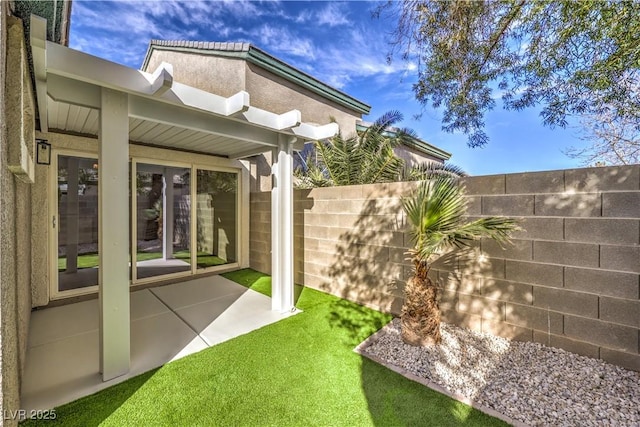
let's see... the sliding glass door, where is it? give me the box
[133,162,191,281]
[195,169,238,269]
[53,154,242,297]
[55,153,99,294]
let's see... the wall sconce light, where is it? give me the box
[36,139,51,165]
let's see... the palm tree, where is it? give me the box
[400,176,519,346]
[294,111,408,187]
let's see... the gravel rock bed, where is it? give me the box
[360,319,640,426]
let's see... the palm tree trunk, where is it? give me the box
[400,258,442,346]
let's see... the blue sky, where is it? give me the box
[69,0,590,176]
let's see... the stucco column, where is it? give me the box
[271,134,295,312]
[98,88,130,381]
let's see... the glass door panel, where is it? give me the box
[196,170,238,269]
[135,163,191,280]
[57,155,99,292]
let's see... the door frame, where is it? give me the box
[130,157,194,285]
[49,149,100,300]
[50,149,248,300]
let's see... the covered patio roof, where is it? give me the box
[30,14,323,382]
[30,16,338,159]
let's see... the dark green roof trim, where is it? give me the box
[141,41,371,115]
[356,124,452,161]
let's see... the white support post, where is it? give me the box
[271,134,295,312]
[163,168,174,260]
[98,88,130,381]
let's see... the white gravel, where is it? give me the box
[360,318,640,427]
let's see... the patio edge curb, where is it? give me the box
[354,323,531,427]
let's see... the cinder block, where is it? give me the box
[482,278,533,304]
[441,309,483,332]
[482,319,533,341]
[383,279,406,298]
[481,238,532,261]
[303,261,327,277]
[600,245,640,273]
[304,249,334,265]
[533,241,599,268]
[309,200,329,214]
[482,195,534,216]
[460,174,505,195]
[457,294,505,320]
[534,193,601,217]
[600,297,640,327]
[565,165,639,192]
[430,252,459,271]
[326,199,353,214]
[533,286,598,318]
[565,218,639,245]
[602,192,640,218]
[505,303,564,334]
[599,348,640,372]
[389,247,409,264]
[316,239,340,253]
[362,183,391,199]
[338,185,364,200]
[465,196,482,215]
[565,267,639,299]
[512,217,564,241]
[437,271,480,294]
[337,214,361,228]
[457,247,506,278]
[437,289,459,312]
[305,226,329,239]
[532,331,600,359]
[505,260,564,287]
[564,315,638,353]
[506,170,564,194]
[302,272,325,289]
[352,244,390,263]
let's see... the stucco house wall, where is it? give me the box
[143,49,359,136]
[1,8,35,425]
[394,144,444,170]
[144,49,247,98]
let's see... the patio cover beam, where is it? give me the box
[271,135,295,312]
[128,95,279,147]
[98,88,130,381]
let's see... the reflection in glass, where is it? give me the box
[135,164,191,280]
[58,155,99,291]
[196,170,237,268]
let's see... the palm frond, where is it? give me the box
[404,162,467,181]
[402,176,519,263]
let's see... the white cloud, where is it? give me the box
[249,24,316,60]
[316,2,351,27]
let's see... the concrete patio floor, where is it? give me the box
[21,275,297,412]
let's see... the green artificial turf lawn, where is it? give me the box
[22,269,507,427]
[58,251,227,271]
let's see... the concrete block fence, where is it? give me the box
[250,165,640,371]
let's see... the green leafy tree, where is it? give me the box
[378,0,640,147]
[401,176,519,345]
